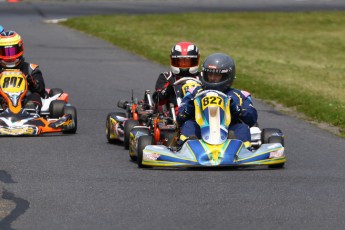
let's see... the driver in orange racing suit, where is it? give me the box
[0,31,46,114]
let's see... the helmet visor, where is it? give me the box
[203,71,229,83]
[171,56,199,68]
[0,44,23,59]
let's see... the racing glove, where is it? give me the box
[177,103,195,127]
[230,99,242,117]
[160,82,174,97]
[186,85,202,98]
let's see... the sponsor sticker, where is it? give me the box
[269,149,284,158]
[144,153,160,161]
[0,126,37,135]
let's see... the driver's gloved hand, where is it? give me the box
[187,85,202,97]
[230,99,242,117]
[183,104,195,117]
[176,104,195,127]
[160,82,174,97]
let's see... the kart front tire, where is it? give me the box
[261,128,283,145]
[137,135,153,168]
[62,105,77,134]
[129,127,150,161]
[49,100,66,118]
[106,112,126,144]
[124,119,139,150]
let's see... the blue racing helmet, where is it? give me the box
[0,25,4,33]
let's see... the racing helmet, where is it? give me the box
[0,25,4,33]
[170,42,200,76]
[201,53,236,92]
[0,31,24,68]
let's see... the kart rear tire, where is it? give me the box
[49,100,67,118]
[106,112,126,143]
[117,100,128,109]
[49,88,64,97]
[268,135,285,169]
[261,128,283,145]
[137,135,153,168]
[124,119,139,150]
[62,105,77,134]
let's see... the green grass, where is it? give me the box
[61,12,345,137]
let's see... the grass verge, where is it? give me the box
[61,11,345,137]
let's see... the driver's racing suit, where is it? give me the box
[152,71,200,114]
[177,87,258,148]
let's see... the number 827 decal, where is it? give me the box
[201,96,224,109]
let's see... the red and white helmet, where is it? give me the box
[170,42,200,75]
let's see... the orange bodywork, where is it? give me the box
[37,118,63,134]
[132,104,138,120]
[153,117,160,145]
[58,93,69,103]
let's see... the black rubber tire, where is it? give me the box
[137,135,153,168]
[106,112,126,143]
[49,100,66,118]
[268,135,285,169]
[62,105,77,134]
[261,128,283,144]
[49,88,64,97]
[124,119,139,150]
[128,127,150,161]
[268,136,285,147]
[117,100,128,109]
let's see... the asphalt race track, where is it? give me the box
[1,1,345,229]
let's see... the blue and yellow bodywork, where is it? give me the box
[140,90,285,168]
[142,139,285,167]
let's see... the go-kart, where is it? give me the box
[127,77,202,161]
[135,89,286,168]
[128,103,179,161]
[106,90,155,149]
[0,69,77,136]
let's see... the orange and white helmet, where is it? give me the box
[170,42,200,76]
[0,31,24,68]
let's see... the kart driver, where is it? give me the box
[0,30,46,115]
[152,41,201,114]
[176,53,258,150]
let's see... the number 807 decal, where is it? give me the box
[0,71,26,92]
[201,96,224,109]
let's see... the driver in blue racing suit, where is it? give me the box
[176,53,258,149]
